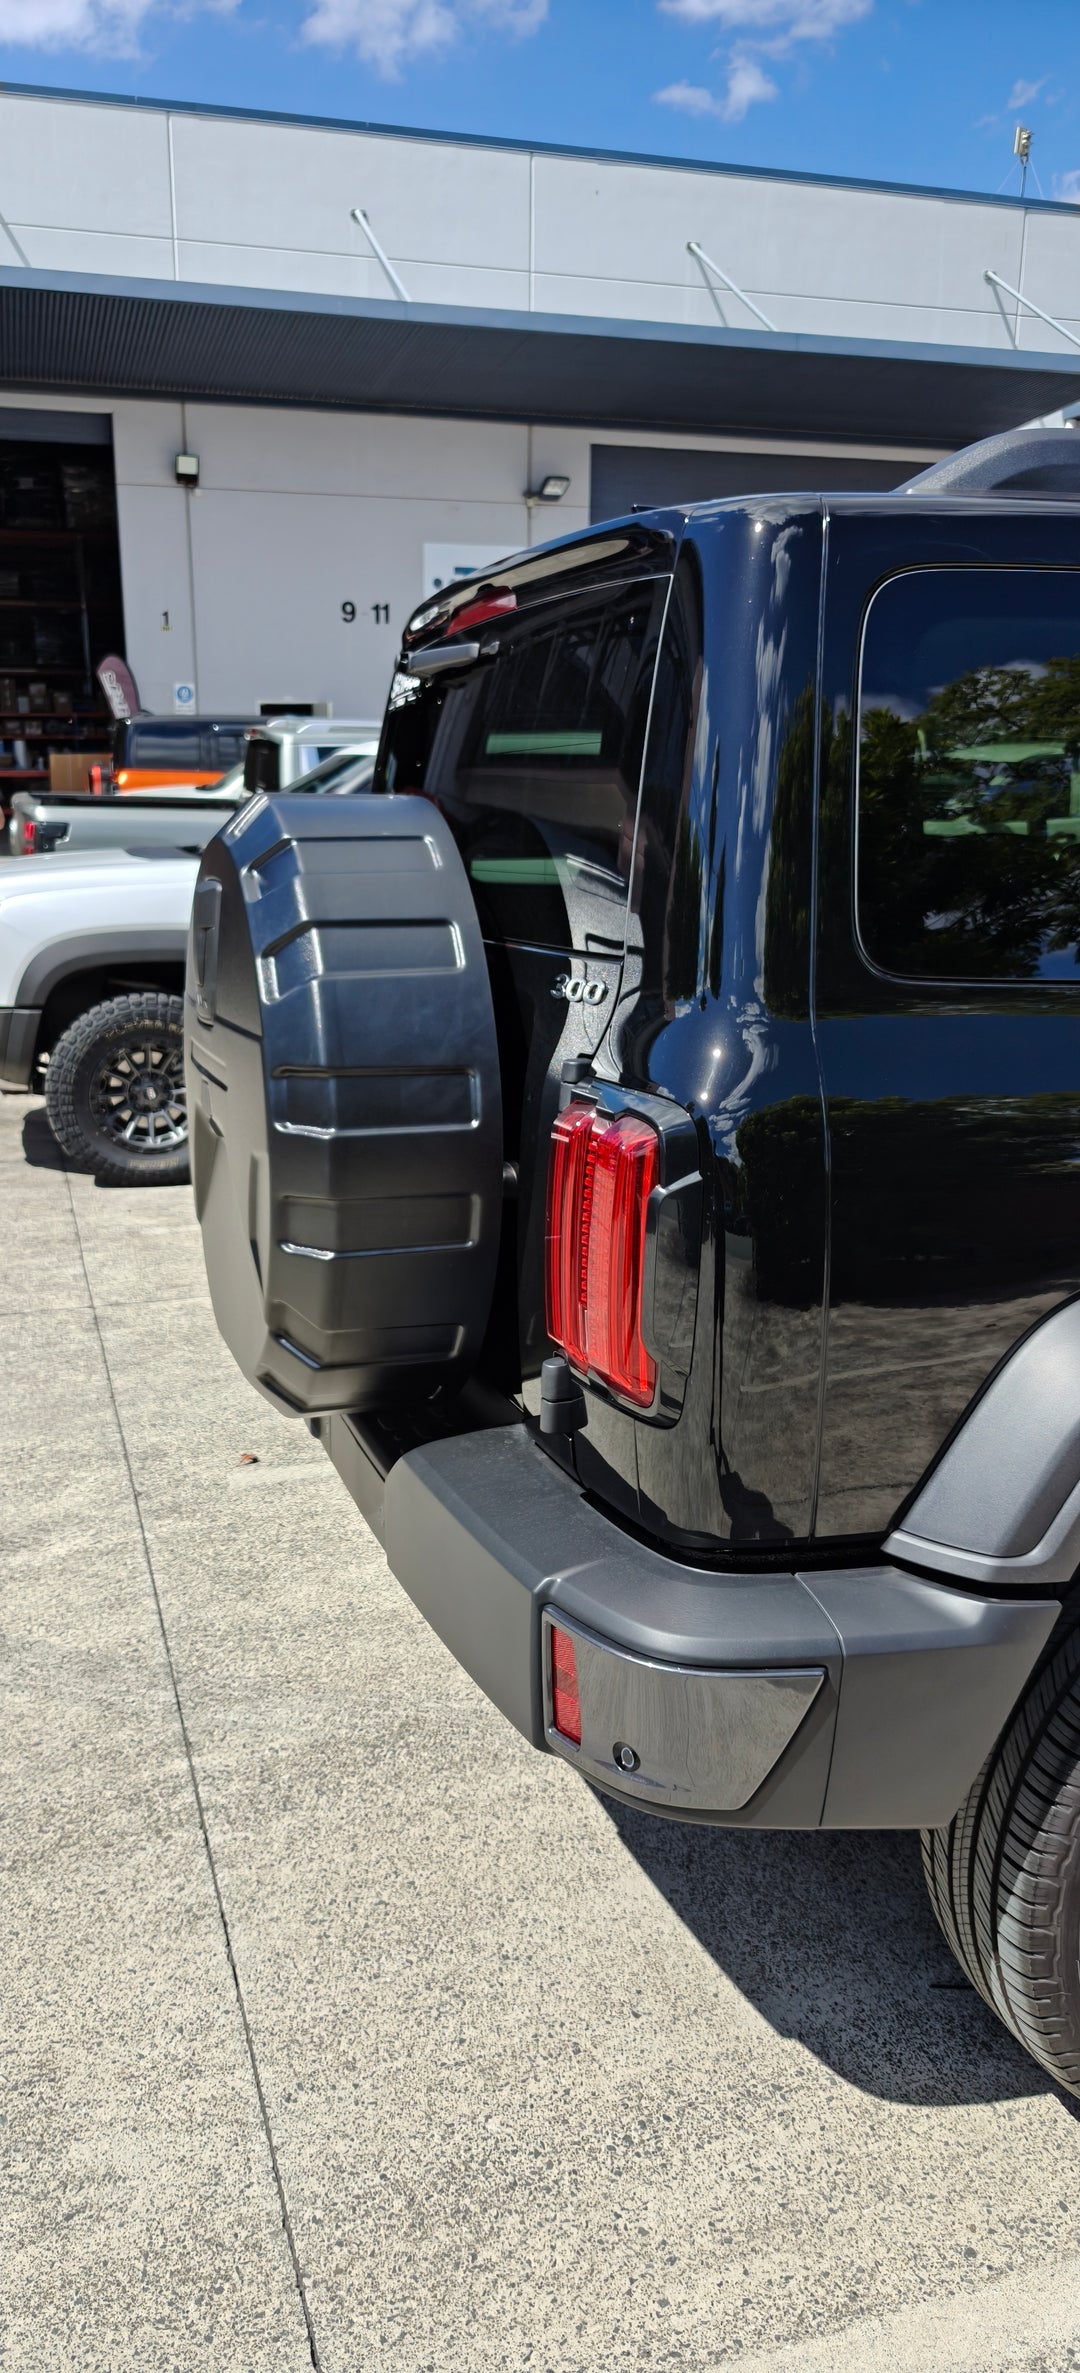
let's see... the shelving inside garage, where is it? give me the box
[0,410,125,810]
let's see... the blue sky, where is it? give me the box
[1,0,1078,202]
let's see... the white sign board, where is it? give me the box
[173,681,196,712]
[422,544,514,599]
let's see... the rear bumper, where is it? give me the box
[324,1417,1057,1830]
[0,1006,40,1090]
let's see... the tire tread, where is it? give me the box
[45,992,188,1186]
[922,1603,1080,2094]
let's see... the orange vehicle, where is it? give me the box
[111,715,257,791]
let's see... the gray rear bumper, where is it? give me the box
[324,1417,1056,1831]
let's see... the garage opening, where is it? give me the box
[0,408,125,817]
[590,442,917,522]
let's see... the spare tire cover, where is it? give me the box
[185,792,503,1417]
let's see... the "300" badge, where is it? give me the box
[552,974,608,1006]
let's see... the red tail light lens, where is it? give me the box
[545,1102,659,1408]
[545,1102,594,1372]
[450,589,516,636]
[21,819,36,853]
[550,1623,582,1745]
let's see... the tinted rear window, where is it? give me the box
[204,727,249,768]
[377,578,668,945]
[858,568,1080,982]
[128,723,202,767]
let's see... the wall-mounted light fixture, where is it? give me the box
[175,452,200,489]
[525,474,571,508]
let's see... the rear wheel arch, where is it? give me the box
[37,958,186,1062]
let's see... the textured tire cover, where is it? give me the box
[185,792,503,1417]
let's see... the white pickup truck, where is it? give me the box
[0,848,199,1183]
[0,735,383,1183]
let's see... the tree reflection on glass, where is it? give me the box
[858,635,1080,982]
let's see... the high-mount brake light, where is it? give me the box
[449,590,516,636]
[545,1102,659,1408]
[550,1623,582,1745]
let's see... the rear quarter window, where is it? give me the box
[857,568,1080,982]
[378,577,668,946]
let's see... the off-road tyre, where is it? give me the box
[922,1599,1080,2096]
[45,992,189,1186]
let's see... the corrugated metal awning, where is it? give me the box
[2,267,1079,447]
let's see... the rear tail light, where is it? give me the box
[21,818,35,853]
[550,1623,582,1745]
[545,1102,659,1408]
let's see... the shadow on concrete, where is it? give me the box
[606,1803,1064,2108]
[21,1106,78,1173]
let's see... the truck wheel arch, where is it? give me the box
[17,928,189,1016]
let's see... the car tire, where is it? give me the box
[45,991,190,1185]
[922,1599,1080,2097]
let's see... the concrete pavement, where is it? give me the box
[4,1089,1080,2372]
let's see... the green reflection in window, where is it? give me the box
[858,576,1080,981]
[484,730,603,757]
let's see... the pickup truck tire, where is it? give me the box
[45,992,189,1185]
[921,1601,1080,2098]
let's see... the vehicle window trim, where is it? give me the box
[853,561,1080,992]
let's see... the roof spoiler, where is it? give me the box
[900,423,1080,498]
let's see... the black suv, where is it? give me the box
[188,425,1080,2097]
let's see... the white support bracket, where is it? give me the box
[687,240,777,334]
[984,269,1080,354]
[351,208,411,304]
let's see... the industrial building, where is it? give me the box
[1,78,1079,778]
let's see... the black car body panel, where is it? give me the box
[816,503,1080,1544]
[190,459,1080,1837]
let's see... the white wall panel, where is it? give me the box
[5,226,174,280]
[114,484,197,715]
[0,93,171,238]
[169,117,530,275]
[182,405,528,503]
[181,244,531,310]
[187,485,533,714]
[111,400,187,488]
[1013,216,1080,347]
[177,242,383,301]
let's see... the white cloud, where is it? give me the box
[655,78,723,114]
[659,0,871,34]
[720,50,779,116]
[656,51,778,121]
[1006,75,1047,111]
[655,0,869,127]
[1054,168,1080,203]
[299,0,546,75]
[0,0,233,50]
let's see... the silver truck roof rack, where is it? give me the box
[901,424,1080,498]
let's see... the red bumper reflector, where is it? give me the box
[550,1623,582,1745]
[545,1102,659,1407]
